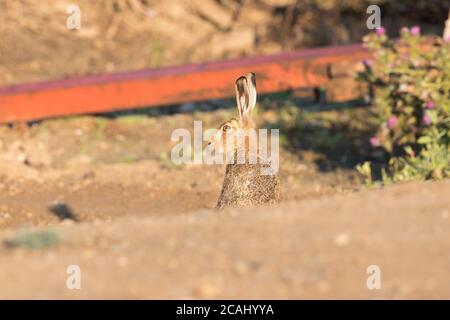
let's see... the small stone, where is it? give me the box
[16,153,28,163]
[117,255,129,267]
[193,284,219,298]
[234,261,249,275]
[334,232,350,247]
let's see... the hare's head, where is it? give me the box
[208,72,257,155]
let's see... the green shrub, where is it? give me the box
[357,26,450,183]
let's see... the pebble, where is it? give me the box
[193,284,219,298]
[234,261,249,275]
[334,232,351,247]
[117,255,129,267]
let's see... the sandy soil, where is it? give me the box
[0,177,448,299]
[0,108,363,229]
[1,0,449,300]
[0,109,448,299]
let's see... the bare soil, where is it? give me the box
[0,109,448,299]
[0,176,449,299]
[1,1,449,299]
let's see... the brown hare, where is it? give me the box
[208,72,281,209]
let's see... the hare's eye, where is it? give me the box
[222,124,230,132]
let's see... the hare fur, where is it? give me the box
[217,161,281,209]
[208,72,281,209]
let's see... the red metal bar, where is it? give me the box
[0,43,369,123]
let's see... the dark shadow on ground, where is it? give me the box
[259,94,380,172]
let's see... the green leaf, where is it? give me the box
[417,136,431,144]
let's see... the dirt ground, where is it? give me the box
[1,0,449,300]
[0,171,449,299]
[0,106,364,229]
[0,108,448,299]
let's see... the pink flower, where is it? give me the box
[422,114,432,126]
[411,26,421,36]
[444,35,450,43]
[363,59,373,68]
[387,116,398,129]
[400,27,409,34]
[425,100,435,109]
[370,137,380,147]
[375,27,385,36]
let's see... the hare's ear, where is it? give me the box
[235,76,247,121]
[235,72,257,123]
[245,72,257,118]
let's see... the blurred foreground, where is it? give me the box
[0,178,449,299]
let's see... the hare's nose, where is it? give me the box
[207,141,212,145]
